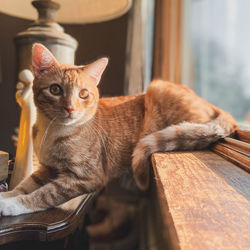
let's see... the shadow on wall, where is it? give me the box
[0,12,128,155]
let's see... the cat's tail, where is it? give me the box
[132,111,238,190]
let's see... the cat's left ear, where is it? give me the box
[84,58,109,85]
[32,43,58,77]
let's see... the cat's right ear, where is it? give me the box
[32,43,57,78]
[84,57,109,85]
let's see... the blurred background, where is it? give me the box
[186,0,250,126]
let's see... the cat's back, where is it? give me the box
[145,79,217,125]
[99,94,144,108]
[146,79,201,103]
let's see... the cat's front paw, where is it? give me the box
[0,197,32,216]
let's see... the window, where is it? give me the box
[183,0,250,126]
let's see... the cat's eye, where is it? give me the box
[79,89,89,99]
[50,84,63,96]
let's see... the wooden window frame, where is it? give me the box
[212,129,250,173]
[153,0,182,83]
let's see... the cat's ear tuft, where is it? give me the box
[84,57,109,85]
[32,43,57,77]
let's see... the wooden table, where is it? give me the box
[0,193,95,249]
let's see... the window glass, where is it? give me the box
[189,0,250,126]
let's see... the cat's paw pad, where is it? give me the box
[0,198,32,216]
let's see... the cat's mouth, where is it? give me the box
[66,113,75,119]
[63,114,77,121]
[60,116,78,125]
[55,112,77,124]
[62,110,78,120]
[59,111,85,125]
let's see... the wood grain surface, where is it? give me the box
[152,151,250,250]
[212,143,250,173]
[236,129,250,143]
[223,137,250,157]
[0,193,95,245]
[212,136,250,173]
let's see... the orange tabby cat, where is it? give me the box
[0,43,237,216]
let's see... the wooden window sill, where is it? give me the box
[151,149,250,250]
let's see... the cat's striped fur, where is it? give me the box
[0,44,237,216]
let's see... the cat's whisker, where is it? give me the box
[91,123,108,156]
[92,122,119,167]
[39,116,57,154]
[88,120,118,168]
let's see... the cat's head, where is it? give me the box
[32,43,108,125]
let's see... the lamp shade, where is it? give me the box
[0,0,132,24]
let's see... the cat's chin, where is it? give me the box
[60,118,79,126]
[59,113,82,125]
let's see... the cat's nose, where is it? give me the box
[68,109,75,114]
[64,107,75,114]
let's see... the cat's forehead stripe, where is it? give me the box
[63,68,89,87]
[64,70,80,86]
[64,66,85,71]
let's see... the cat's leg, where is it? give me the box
[0,174,94,216]
[0,166,51,199]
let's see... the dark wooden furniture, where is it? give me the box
[148,129,250,250]
[0,193,95,249]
